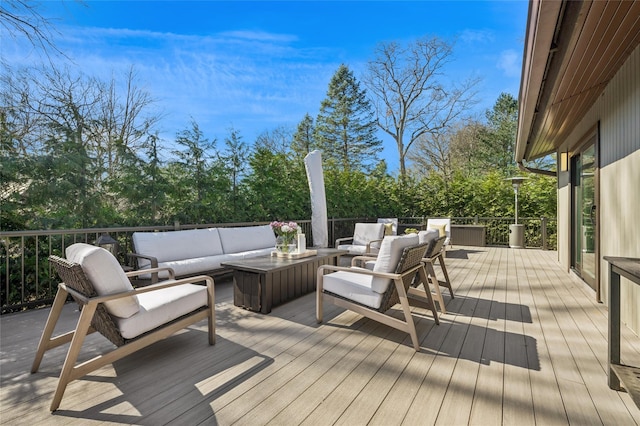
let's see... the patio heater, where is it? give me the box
[506,177,527,249]
[96,233,119,258]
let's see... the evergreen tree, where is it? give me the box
[169,120,221,223]
[477,92,519,173]
[219,127,250,218]
[291,113,316,158]
[314,64,382,172]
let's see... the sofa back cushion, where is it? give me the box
[133,228,223,265]
[218,225,276,254]
[371,234,419,293]
[66,243,140,318]
[353,223,385,246]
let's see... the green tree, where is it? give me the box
[219,127,250,218]
[476,92,518,173]
[315,64,382,172]
[291,113,316,158]
[169,120,222,223]
[106,133,171,225]
[243,147,309,221]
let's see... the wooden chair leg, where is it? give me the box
[409,266,440,324]
[206,278,216,345]
[32,286,69,373]
[395,279,420,351]
[425,262,446,314]
[316,271,324,323]
[437,253,454,298]
[50,302,97,412]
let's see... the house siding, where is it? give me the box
[557,44,640,335]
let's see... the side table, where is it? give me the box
[604,256,640,409]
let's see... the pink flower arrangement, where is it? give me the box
[270,221,300,240]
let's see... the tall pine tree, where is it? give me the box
[314,64,382,172]
[291,113,316,158]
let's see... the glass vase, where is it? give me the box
[275,236,297,254]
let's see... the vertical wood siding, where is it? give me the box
[559,44,640,335]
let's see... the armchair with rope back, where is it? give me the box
[317,234,439,351]
[31,243,216,412]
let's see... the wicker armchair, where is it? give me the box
[32,244,215,412]
[317,235,439,351]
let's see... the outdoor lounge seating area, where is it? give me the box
[3,246,639,424]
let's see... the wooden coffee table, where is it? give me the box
[222,248,346,313]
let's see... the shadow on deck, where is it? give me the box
[1,246,639,425]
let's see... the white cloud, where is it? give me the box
[497,49,521,78]
[459,29,495,44]
[218,30,298,43]
[3,23,338,143]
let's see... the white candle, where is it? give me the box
[297,233,306,253]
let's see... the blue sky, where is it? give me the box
[7,0,528,172]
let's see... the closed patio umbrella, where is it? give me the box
[304,150,328,248]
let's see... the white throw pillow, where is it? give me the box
[66,243,140,318]
[371,234,419,293]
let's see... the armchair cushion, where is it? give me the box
[335,244,373,256]
[377,218,398,236]
[371,234,419,293]
[418,229,439,244]
[352,223,385,246]
[427,218,451,246]
[428,223,447,238]
[114,283,208,339]
[322,270,383,309]
[65,243,140,319]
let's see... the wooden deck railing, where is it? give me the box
[0,216,555,313]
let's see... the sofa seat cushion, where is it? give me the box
[218,225,275,254]
[323,270,383,309]
[66,243,140,319]
[155,254,235,279]
[114,283,207,339]
[133,228,223,269]
[223,247,274,261]
[337,244,380,256]
[155,248,273,278]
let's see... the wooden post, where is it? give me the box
[541,217,548,250]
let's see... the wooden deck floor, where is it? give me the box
[1,247,639,425]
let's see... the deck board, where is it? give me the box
[1,246,639,425]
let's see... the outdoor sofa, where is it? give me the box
[130,224,276,282]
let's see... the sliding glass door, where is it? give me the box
[572,142,597,291]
